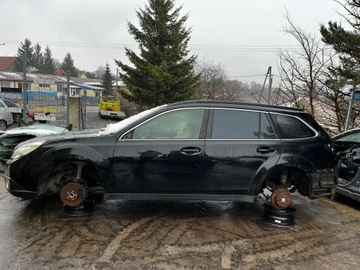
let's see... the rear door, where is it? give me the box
[203,108,282,195]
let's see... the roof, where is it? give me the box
[0,71,68,83]
[169,100,305,113]
[72,83,104,91]
[0,56,16,71]
[0,71,103,85]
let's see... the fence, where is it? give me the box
[0,91,100,127]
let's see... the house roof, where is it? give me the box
[0,71,105,91]
[0,56,16,71]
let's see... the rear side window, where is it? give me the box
[271,114,316,139]
[211,109,275,139]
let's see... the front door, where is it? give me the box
[111,108,207,194]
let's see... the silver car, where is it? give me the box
[0,98,18,131]
[0,111,14,131]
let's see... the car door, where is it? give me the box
[111,108,208,194]
[203,108,282,195]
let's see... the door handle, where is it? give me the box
[257,146,276,154]
[180,147,202,156]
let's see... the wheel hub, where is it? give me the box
[60,182,87,206]
[270,187,292,209]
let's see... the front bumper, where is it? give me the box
[4,174,36,199]
[99,110,126,119]
[4,156,39,199]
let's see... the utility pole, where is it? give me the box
[345,85,356,131]
[267,67,273,105]
[66,71,70,128]
[22,51,27,122]
[259,66,273,104]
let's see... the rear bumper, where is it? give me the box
[307,169,338,199]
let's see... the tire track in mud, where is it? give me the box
[98,216,155,262]
[1,195,360,269]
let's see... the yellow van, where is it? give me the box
[98,96,126,120]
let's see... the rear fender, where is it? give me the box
[251,153,315,195]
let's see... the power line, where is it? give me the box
[1,39,302,53]
[228,74,267,79]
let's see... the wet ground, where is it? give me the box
[0,178,359,270]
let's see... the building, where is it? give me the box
[0,71,105,103]
[0,56,16,71]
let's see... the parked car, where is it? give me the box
[0,110,14,131]
[98,95,126,120]
[0,124,68,171]
[4,100,338,222]
[333,128,360,201]
[0,98,22,122]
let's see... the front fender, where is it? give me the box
[36,143,111,180]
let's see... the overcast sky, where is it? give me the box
[0,0,344,83]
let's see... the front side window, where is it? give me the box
[132,108,205,139]
[271,114,316,139]
[336,132,360,143]
[211,109,275,139]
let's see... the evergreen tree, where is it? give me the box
[42,46,56,74]
[12,38,35,72]
[61,52,77,77]
[320,1,360,72]
[320,0,360,130]
[116,0,200,108]
[101,63,114,95]
[33,43,43,73]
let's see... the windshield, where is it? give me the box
[2,99,19,107]
[101,97,118,103]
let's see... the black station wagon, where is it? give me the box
[4,100,338,220]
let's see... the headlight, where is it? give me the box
[12,140,46,160]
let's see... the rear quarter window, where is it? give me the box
[271,114,316,139]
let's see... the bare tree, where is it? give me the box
[95,65,106,79]
[195,60,246,101]
[277,10,334,118]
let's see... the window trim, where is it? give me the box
[207,107,279,140]
[269,112,319,140]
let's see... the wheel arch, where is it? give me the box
[36,144,111,196]
[252,154,315,197]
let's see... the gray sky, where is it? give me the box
[0,0,343,83]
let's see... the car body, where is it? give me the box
[4,100,338,213]
[333,128,360,201]
[0,111,14,131]
[0,98,22,122]
[0,98,18,131]
[0,124,68,171]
